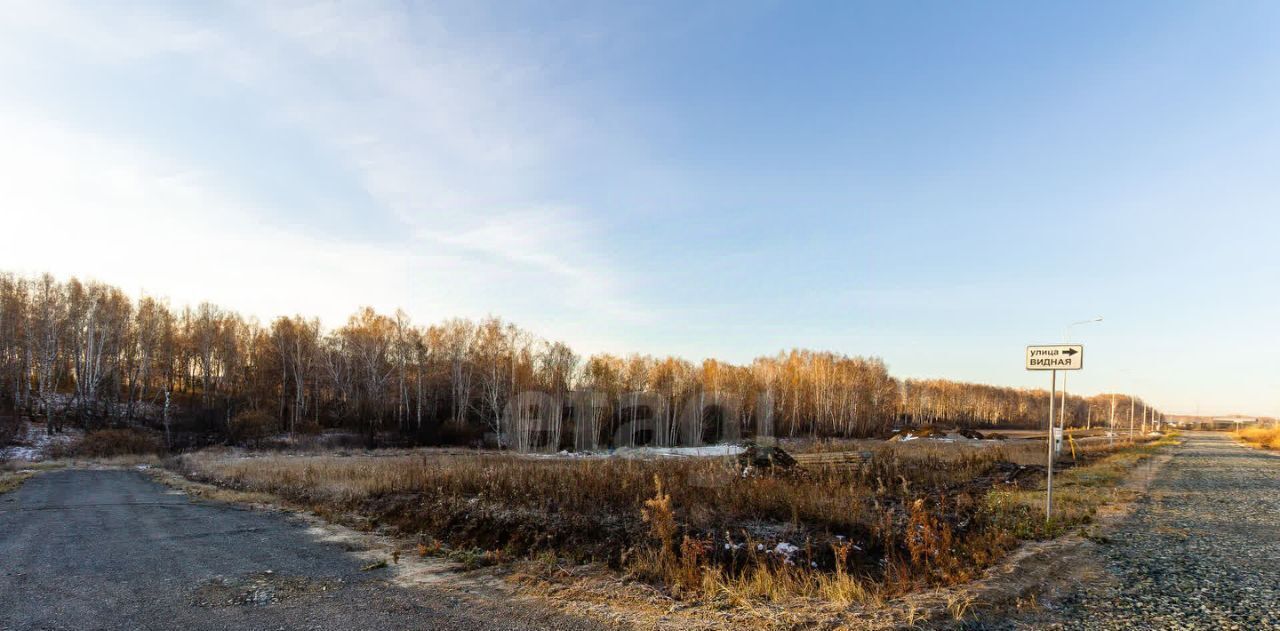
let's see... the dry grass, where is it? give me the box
[1236,427,1280,450]
[175,449,888,563]
[982,433,1179,539]
[0,459,67,471]
[169,434,1168,608]
[1,455,152,495]
[0,459,61,493]
[147,466,280,506]
[85,454,164,467]
[0,469,32,494]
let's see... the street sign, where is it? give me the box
[1027,343,1086,523]
[1025,344,1083,371]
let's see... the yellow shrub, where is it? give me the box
[1237,427,1280,450]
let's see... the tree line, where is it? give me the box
[0,272,1162,448]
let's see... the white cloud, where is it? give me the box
[0,1,641,339]
[0,113,415,326]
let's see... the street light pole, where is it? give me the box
[1060,317,1102,443]
[1109,392,1116,446]
[1130,396,1135,443]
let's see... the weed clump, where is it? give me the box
[228,411,279,447]
[75,428,162,458]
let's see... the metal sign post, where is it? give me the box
[1046,369,1056,520]
[1027,345,1084,522]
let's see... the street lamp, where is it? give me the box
[1116,367,1136,443]
[1060,317,1102,438]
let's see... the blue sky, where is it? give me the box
[1,1,1277,416]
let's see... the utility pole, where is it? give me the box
[1129,396,1135,443]
[1109,393,1116,446]
[1061,317,1102,438]
[1060,367,1072,436]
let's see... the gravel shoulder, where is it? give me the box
[0,468,610,631]
[992,432,1280,630]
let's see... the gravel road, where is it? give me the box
[995,431,1280,630]
[0,469,609,631]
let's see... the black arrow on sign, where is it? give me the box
[1062,348,1079,356]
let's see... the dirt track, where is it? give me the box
[0,469,608,631]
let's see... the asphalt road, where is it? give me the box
[0,469,609,631]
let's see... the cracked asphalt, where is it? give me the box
[0,469,609,631]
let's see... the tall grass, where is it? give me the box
[172,436,1160,603]
[1236,427,1280,450]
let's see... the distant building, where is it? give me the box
[1165,415,1261,430]
[1212,416,1258,431]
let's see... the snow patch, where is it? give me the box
[1,446,40,461]
[525,444,746,459]
[615,445,746,458]
[773,542,799,557]
[0,422,81,461]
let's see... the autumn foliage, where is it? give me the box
[0,271,1162,447]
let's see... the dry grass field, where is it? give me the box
[169,433,1175,609]
[1236,427,1280,450]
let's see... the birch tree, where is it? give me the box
[27,274,65,433]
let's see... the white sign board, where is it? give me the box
[1025,345,1083,371]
